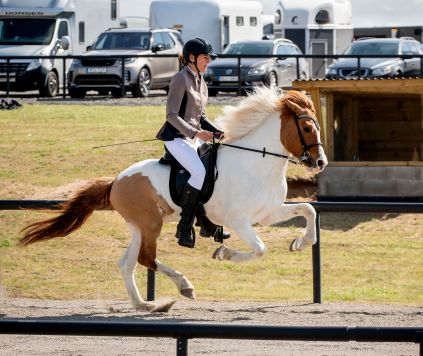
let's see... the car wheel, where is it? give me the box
[69,87,86,99]
[208,88,218,96]
[111,88,125,98]
[132,67,151,98]
[267,71,278,88]
[39,71,59,97]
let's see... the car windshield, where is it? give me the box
[222,43,273,55]
[0,19,55,45]
[92,32,151,50]
[345,42,399,55]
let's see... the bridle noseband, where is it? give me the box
[294,114,323,163]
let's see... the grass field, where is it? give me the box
[0,104,422,304]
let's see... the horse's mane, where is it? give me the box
[215,86,282,141]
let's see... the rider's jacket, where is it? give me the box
[156,66,218,141]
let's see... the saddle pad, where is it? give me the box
[160,143,219,206]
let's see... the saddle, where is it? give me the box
[158,142,219,206]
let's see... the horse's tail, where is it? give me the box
[19,177,114,246]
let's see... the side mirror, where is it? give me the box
[152,43,164,52]
[86,45,92,51]
[60,36,70,50]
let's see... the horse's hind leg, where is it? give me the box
[155,259,196,299]
[119,222,155,311]
[136,221,196,300]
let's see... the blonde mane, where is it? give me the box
[215,86,283,141]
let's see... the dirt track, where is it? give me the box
[0,298,421,355]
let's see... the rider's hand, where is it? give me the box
[195,130,214,141]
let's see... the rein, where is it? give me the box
[218,142,299,164]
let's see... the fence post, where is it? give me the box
[6,58,10,97]
[237,57,241,96]
[121,57,125,97]
[312,212,322,303]
[62,58,66,99]
[176,336,188,356]
[147,269,156,301]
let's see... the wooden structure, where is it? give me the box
[292,78,423,199]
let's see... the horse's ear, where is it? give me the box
[283,97,305,116]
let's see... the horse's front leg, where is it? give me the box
[259,203,317,252]
[212,221,266,263]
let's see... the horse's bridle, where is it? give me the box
[209,113,323,166]
[294,114,323,164]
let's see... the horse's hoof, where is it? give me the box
[181,288,196,299]
[150,298,176,313]
[134,302,156,311]
[289,239,297,252]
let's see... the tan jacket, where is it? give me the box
[156,66,208,140]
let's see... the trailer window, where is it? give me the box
[236,17,244,26]
[111,0,117,20]
[79,22,85,44]
[250,17,257,26]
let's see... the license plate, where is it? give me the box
[219,75,238,82]
[87,68,107,73]
[0,77,16,82]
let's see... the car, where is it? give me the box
[67,27,183,98]
[204,39,308,96]
[325,37,422,79]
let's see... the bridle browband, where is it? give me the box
[217,113,322,165]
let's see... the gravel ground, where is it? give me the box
[6,90,245,107]
[0,298,422,356]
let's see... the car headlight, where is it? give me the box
[71,58,81,67]
[124,57,136,64]
[371,66,392,76]
[27,59,42,71]
[325,67,337,75]
[205,67,214,75]
[247,66,266,75]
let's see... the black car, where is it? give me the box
[326,37,422,79]
[204,39,308,96]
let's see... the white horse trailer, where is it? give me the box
[273,0,353,78]
[0,0,151,96]
[150,0,263,53]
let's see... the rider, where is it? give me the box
[156,38,230,248]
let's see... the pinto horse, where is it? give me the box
[20,88,328,311]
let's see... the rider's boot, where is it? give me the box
[196,204,231,242]
[176,184,201,248]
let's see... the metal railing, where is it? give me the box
[0,320,421,356]
[2,200,423,304]
[1,53,422,98]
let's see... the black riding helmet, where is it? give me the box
[182,38,217,64]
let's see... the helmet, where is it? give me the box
[182,38,217,63]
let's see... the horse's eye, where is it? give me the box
[303,126,311,133]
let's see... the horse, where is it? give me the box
[20,87,328,311]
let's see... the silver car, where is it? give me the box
[67,28,183,98]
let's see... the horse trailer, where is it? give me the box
[273,0,353,78]
[0,0,149,96]
[149,0,263,53]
